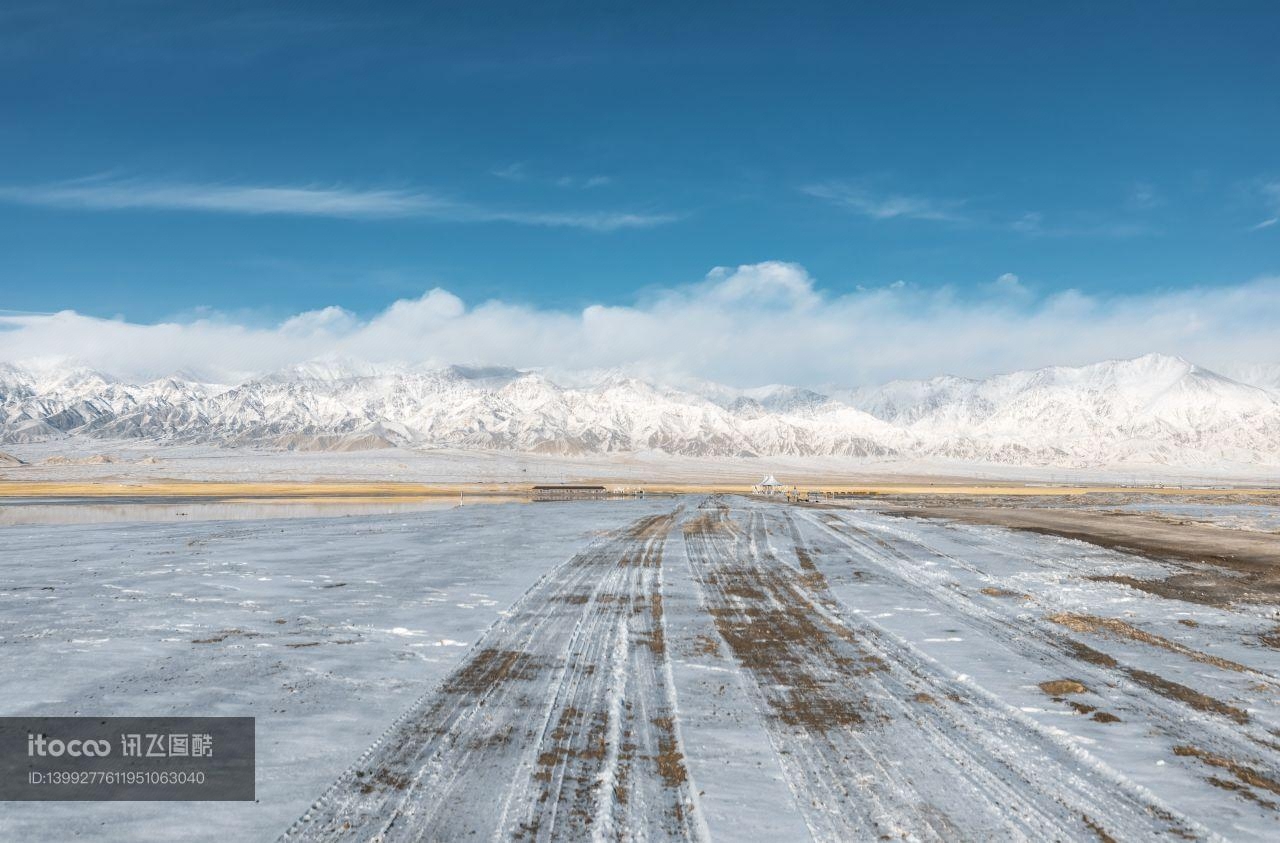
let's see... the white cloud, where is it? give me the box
[802,182,967,222]
[697,262,821,309]
[987,272,1030,299]
[0,176,675,231]
[2,262,1278,388]
[1254,218,1279,231]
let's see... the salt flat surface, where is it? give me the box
[0,499,669,841]
[3,495,1277,841]
[1085,501,1280,533]
[787,505,1279,839]
[3,439,1277,486]
[0,497,467,527]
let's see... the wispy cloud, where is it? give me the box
[1125,182,1162,211]
[1253,182,1280,231]
[556,175,612,189]
[490,162,527,182]
[801,181,968,222]
[492,163,612,190]
[804,180,1156,238]
[464,207,679,231]
[0,178,446,218]
[0,176,675,231]
[1010,211,1156,239]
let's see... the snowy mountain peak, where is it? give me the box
[260,358,398,383]
[1,355,1278,467]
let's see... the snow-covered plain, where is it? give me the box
[0,499,670,841]
[3,497,1278,841]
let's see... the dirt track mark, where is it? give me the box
[817,511,1270,725]
[807,507,1280,822]
[682,501,1198,841]
[881,504,1280,606]
[1048,612,1255,674]
[883,505,1280,574]
[281,508,704,842]
[1174,745,1280,807]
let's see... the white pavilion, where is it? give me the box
[754,475,782,495]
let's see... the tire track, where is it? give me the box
[808,510,1280,749]
[281,509,704,842]
[682,500,1202,841]
[805,508,1280,820]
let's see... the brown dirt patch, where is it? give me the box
[1174,745,1280,797]
[1056,634,1250,724]
[358,767,410,794]
[651,716,689,788]
[686,511,868,732]
[1206,777,1279,809]
[980,587,1026,598]
[1063,640,1120,668]
[191,628,260,644]
[690,634,721,657]
[646,593,666,656]
[793,544,831,591]
[1048,612,1252,673]
[443,648,542,694]
[1083,814,1118,843]
[704,597,866,730]
[1040,679,1089,696]
[1090,572,1268,609]
[1129,671,1248,724]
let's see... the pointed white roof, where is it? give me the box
[760,474,780,486]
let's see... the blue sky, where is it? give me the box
[1,1,1277,328]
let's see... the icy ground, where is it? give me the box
[1082,501,1280,533]
[3,497,1279,841]
[0,499,670,841]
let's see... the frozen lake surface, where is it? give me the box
[2,497,1277,841]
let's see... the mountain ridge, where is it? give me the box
[1,354,1277,468]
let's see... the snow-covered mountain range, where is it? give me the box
[2,354,1278,467]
